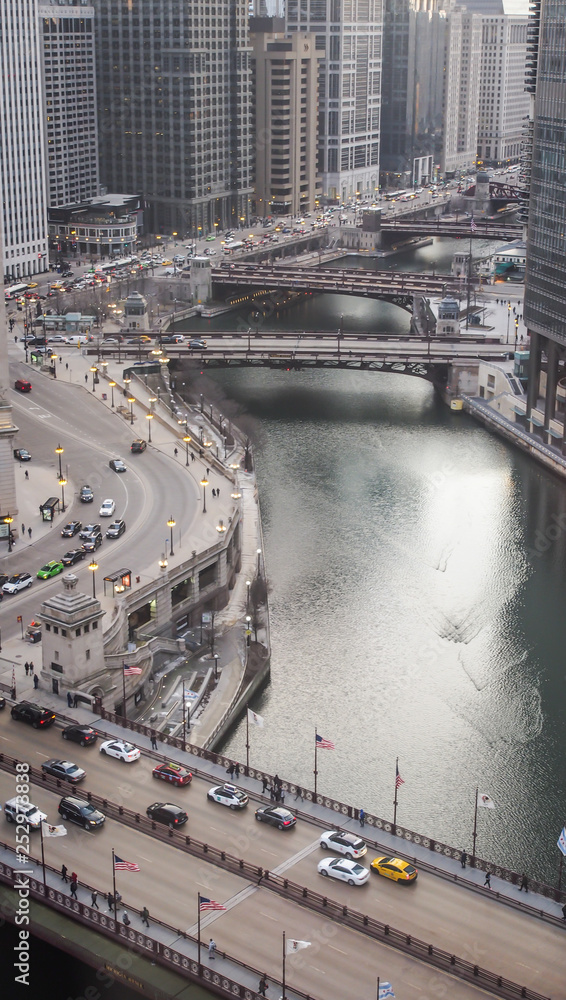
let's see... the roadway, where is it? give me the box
[0,714,564,999]
[0,363,200,642]
[212,263,470,298]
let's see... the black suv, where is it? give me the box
[146,802,188,828]
[79,485,94,503]
[130,439,147,453]
[58,796,105,830]
[82,531,102,552]
[61,520,82,538]
[11,702,56,729]
[79,523,101,540]
[106,519,126,539]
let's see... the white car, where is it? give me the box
[99,499,116,517]
[99,739,141,763]
[2,573,33,594]
[207,784,248,810]
[317,857,370,886]
[320,830,367,859]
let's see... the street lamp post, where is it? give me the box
[128,396,135,425]
[89,560,98,598]
[506,302,511,343]
[59,477,67,513]
[4,514,13,553]
[146,412,153,442]
[257,548,262,577]
[246,580,251,612]
[90,365,98,391]
[109,380,116,407]
[183,434,191,465]
[55,443,64,480]
[200,476,208,513]
[213,653,219,680]
[167,516,176,557]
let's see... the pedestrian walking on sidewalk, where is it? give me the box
[519,873,529,892]
[91,890,99,909]
[70,879,78,899]
[234,763,240,777]
[216,487,220,497]
[258,976,269,996]
[151,734,158,751]
[84,373,88,383]
[29,662,34,674]
[270,785,275,801]
[460,850,467,869]
[21,523,25,536]
[212,488,216,498]
[294,786,303,802]
[107,892,115,912]
[27,526,32,537]
[25,663,29,677]
[61,864,68,883]
[174,447,178,458]
[67,692,73,708]
[227,763,235,780]
[208,939,216,960]
[262,776,268,794]
[141,906,150,927]
[25,470,29,480]
[359,808,365,827]
[123,911,131,927]
[484,872,491,889]
[190,452,195,462]
[33,675,39,689]
[71,871,77,884]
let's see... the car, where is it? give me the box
[207,784,249,810]
[109,458,127,473]
[41,758,86,783]
[3,797,47,829]
[255,806,297,829]
[79,485,94,503]
[13,448,31,461]
[188,339,207,350]
[152,762,193,786]
[3,573,33,594]
[61,548,86,566]
[317,857,370,886]
[11,702,56,728]
[130,439,147,453]
[79,523,101,540]
[106,519,126,539]
[61,520,82,538]
[99,498,116,517]
[58,795,105,830]
[146,802,188,828]
[319,831,367,859]
[370,856,418,883]
[37,560,64,580]
[62,724,98,746]
[82,531,102,552]
[204,249,216,256]
[15,379,32,392]
[99,739,141,763]
[47,334,67,344]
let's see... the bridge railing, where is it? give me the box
[95,710,566,905]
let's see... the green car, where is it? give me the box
[37,560,64,580]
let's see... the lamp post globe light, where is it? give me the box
[55,443,64,480]
[108,380,116,407]
[128,396,135,425]
[89,559,98,598]
[246,580,251,612]
[90,365,98,391]
[159,553,168,572]
[213,653,219,680]
[183,434,191,465]
[4,514,13,553]
[200,476,209,514]
[59,477,67,513]
[167,516,176,557]
[216,519,227,535]
[146,412,153,442]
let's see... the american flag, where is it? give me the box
[395,762,405,789]
[316,733,335,750]
[123,663,142,676]
[199,897,226,911]
[114,855,140,872]
[470,217,478,232]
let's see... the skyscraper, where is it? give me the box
[0,226,18,530]
[92,0,253,236]
[523,0,566,443]
[286,0,382,204]
[39,2,99,207]
[0,0,49,278]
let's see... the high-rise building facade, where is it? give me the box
[250,18,319,217]
[523,0,566,444]
[92,0,253,236]
[441,7,482,175]
[286,0,382,204]
[39,2,99,207]
[0,0,49,278]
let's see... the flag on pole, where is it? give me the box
[316,733,335,750]
[42,822,67,838]
[379,983,395,999]
[470,217,478,232]
[199,897,227,911]
[247,709,264,728]
[478,793,495,809]
[123,663,142,676]
[286,940,311,955]
[395,762,405,789]
[114,855,140,872]
[558,827,566,856]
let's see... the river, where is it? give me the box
[177,237,565,884]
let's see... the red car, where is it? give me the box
[152,762,192,786]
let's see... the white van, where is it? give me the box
[4,797,47,830]
[66,334,91,346]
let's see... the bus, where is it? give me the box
[5,282,30,300]
[222,242,245,255]
[92,255,138,276]
[383,190,409,201]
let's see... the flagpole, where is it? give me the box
[376,977,380,1000]
[122,663,127,720]
[314,728,318,797]
[39,821,46,889]
[112,848,118,932]
[182,680,186,752]
[246,710,250,773]
[197,892,201,970]
[466,223,473,330]
[282,930,286,1000]
[472,786,479,866]
[393,757,399,829]
[558,853,564,892]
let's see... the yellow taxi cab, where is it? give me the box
[50,282,63,290]
[27,282,39,288]
[370,856,417,883]
[161,260,173,266]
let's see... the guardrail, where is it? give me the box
[0,753,554,1000]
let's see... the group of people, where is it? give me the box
[62,867,150,926]
[23,661,39,689]
[261,773,286,804]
